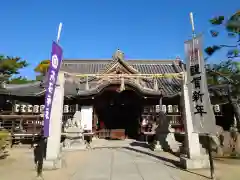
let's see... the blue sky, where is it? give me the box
[0,0,238,79]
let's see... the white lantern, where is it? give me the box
[156,105,160,113]
[27,105,33,113]
[161,105,167,113]
[40,105,45,113]
[69,105,75,112]
[33,105,39,113]
[214,105,220,113]
[173,105,179,113]
[64,105,69,113]
[20,104,27,113]
[14,104,20,112]
[168,105,173,113]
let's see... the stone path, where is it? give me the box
[0,140,240,180]
[71,148,181,180]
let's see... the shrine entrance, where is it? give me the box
[94,86,143,139]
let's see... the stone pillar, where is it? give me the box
[180,73,209,169]
[44,72,65,169]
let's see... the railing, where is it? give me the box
[0,113,75,147]
[0,115,43,147]
[167,115,182,126]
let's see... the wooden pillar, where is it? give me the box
[75,104,79,112]
[159,96,163,111]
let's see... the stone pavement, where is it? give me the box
[0,140,240,180]
[71,148,182,180]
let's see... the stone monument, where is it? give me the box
[63,111,86,151]
[179,72,209,169]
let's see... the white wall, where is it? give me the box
[80,106,93,131]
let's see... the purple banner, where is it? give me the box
[43,41,63,137]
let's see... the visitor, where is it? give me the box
[84,129,92,149]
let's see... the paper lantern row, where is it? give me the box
[156,105,179,113]
[14,104,76,113]
[155,105,221,113]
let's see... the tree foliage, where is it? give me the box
[34,60,50,76]
[205,11,240,58]
[205,11,240,130]
[205,11,240,89]
[0,55,28,85]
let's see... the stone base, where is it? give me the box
[63,144,86,151]
[63,138,86,151]
[180,154,210,169]
[43,158,62,170]
[153,141,163,151]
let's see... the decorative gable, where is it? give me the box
[104,49,139,75]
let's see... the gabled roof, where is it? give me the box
[61,57,183,97]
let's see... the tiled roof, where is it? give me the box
[61,59,183,97]
[61,59,182,74]
[2,59,184,97]
[2,82,44,96]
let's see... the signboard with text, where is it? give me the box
[43,41,63,137]
[185,35,216,134]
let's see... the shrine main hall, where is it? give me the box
[0,50,233,139]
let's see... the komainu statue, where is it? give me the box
[64,111,82,131]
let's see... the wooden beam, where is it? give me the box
[0,115,41,120]
[64,72,183,79]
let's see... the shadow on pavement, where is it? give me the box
[129,141,151,149]
[124,146,210,179]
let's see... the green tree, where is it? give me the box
[0,55,28,87]
[34,60,50,75]
[205,12,240,58]
[34,60,50,81]
[205,11,240,130]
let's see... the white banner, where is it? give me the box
[185,35,216,134]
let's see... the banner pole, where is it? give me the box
[56,22,63,44]
[36,22,63,178]
[189,12,216,179]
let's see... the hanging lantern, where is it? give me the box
[33,105,39,113]
[69,105,75,112]
[40,105,45,113]
[162,105,167,113]
[20,104,27,113]
[120,77,125,92]
[64,105,69,113]
[214,104,220,113]
[168,105,173,113]
[27,105,33,113]
[173,105,179,113]
[14,104,20,113]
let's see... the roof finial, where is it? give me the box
[113,49,124,61]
